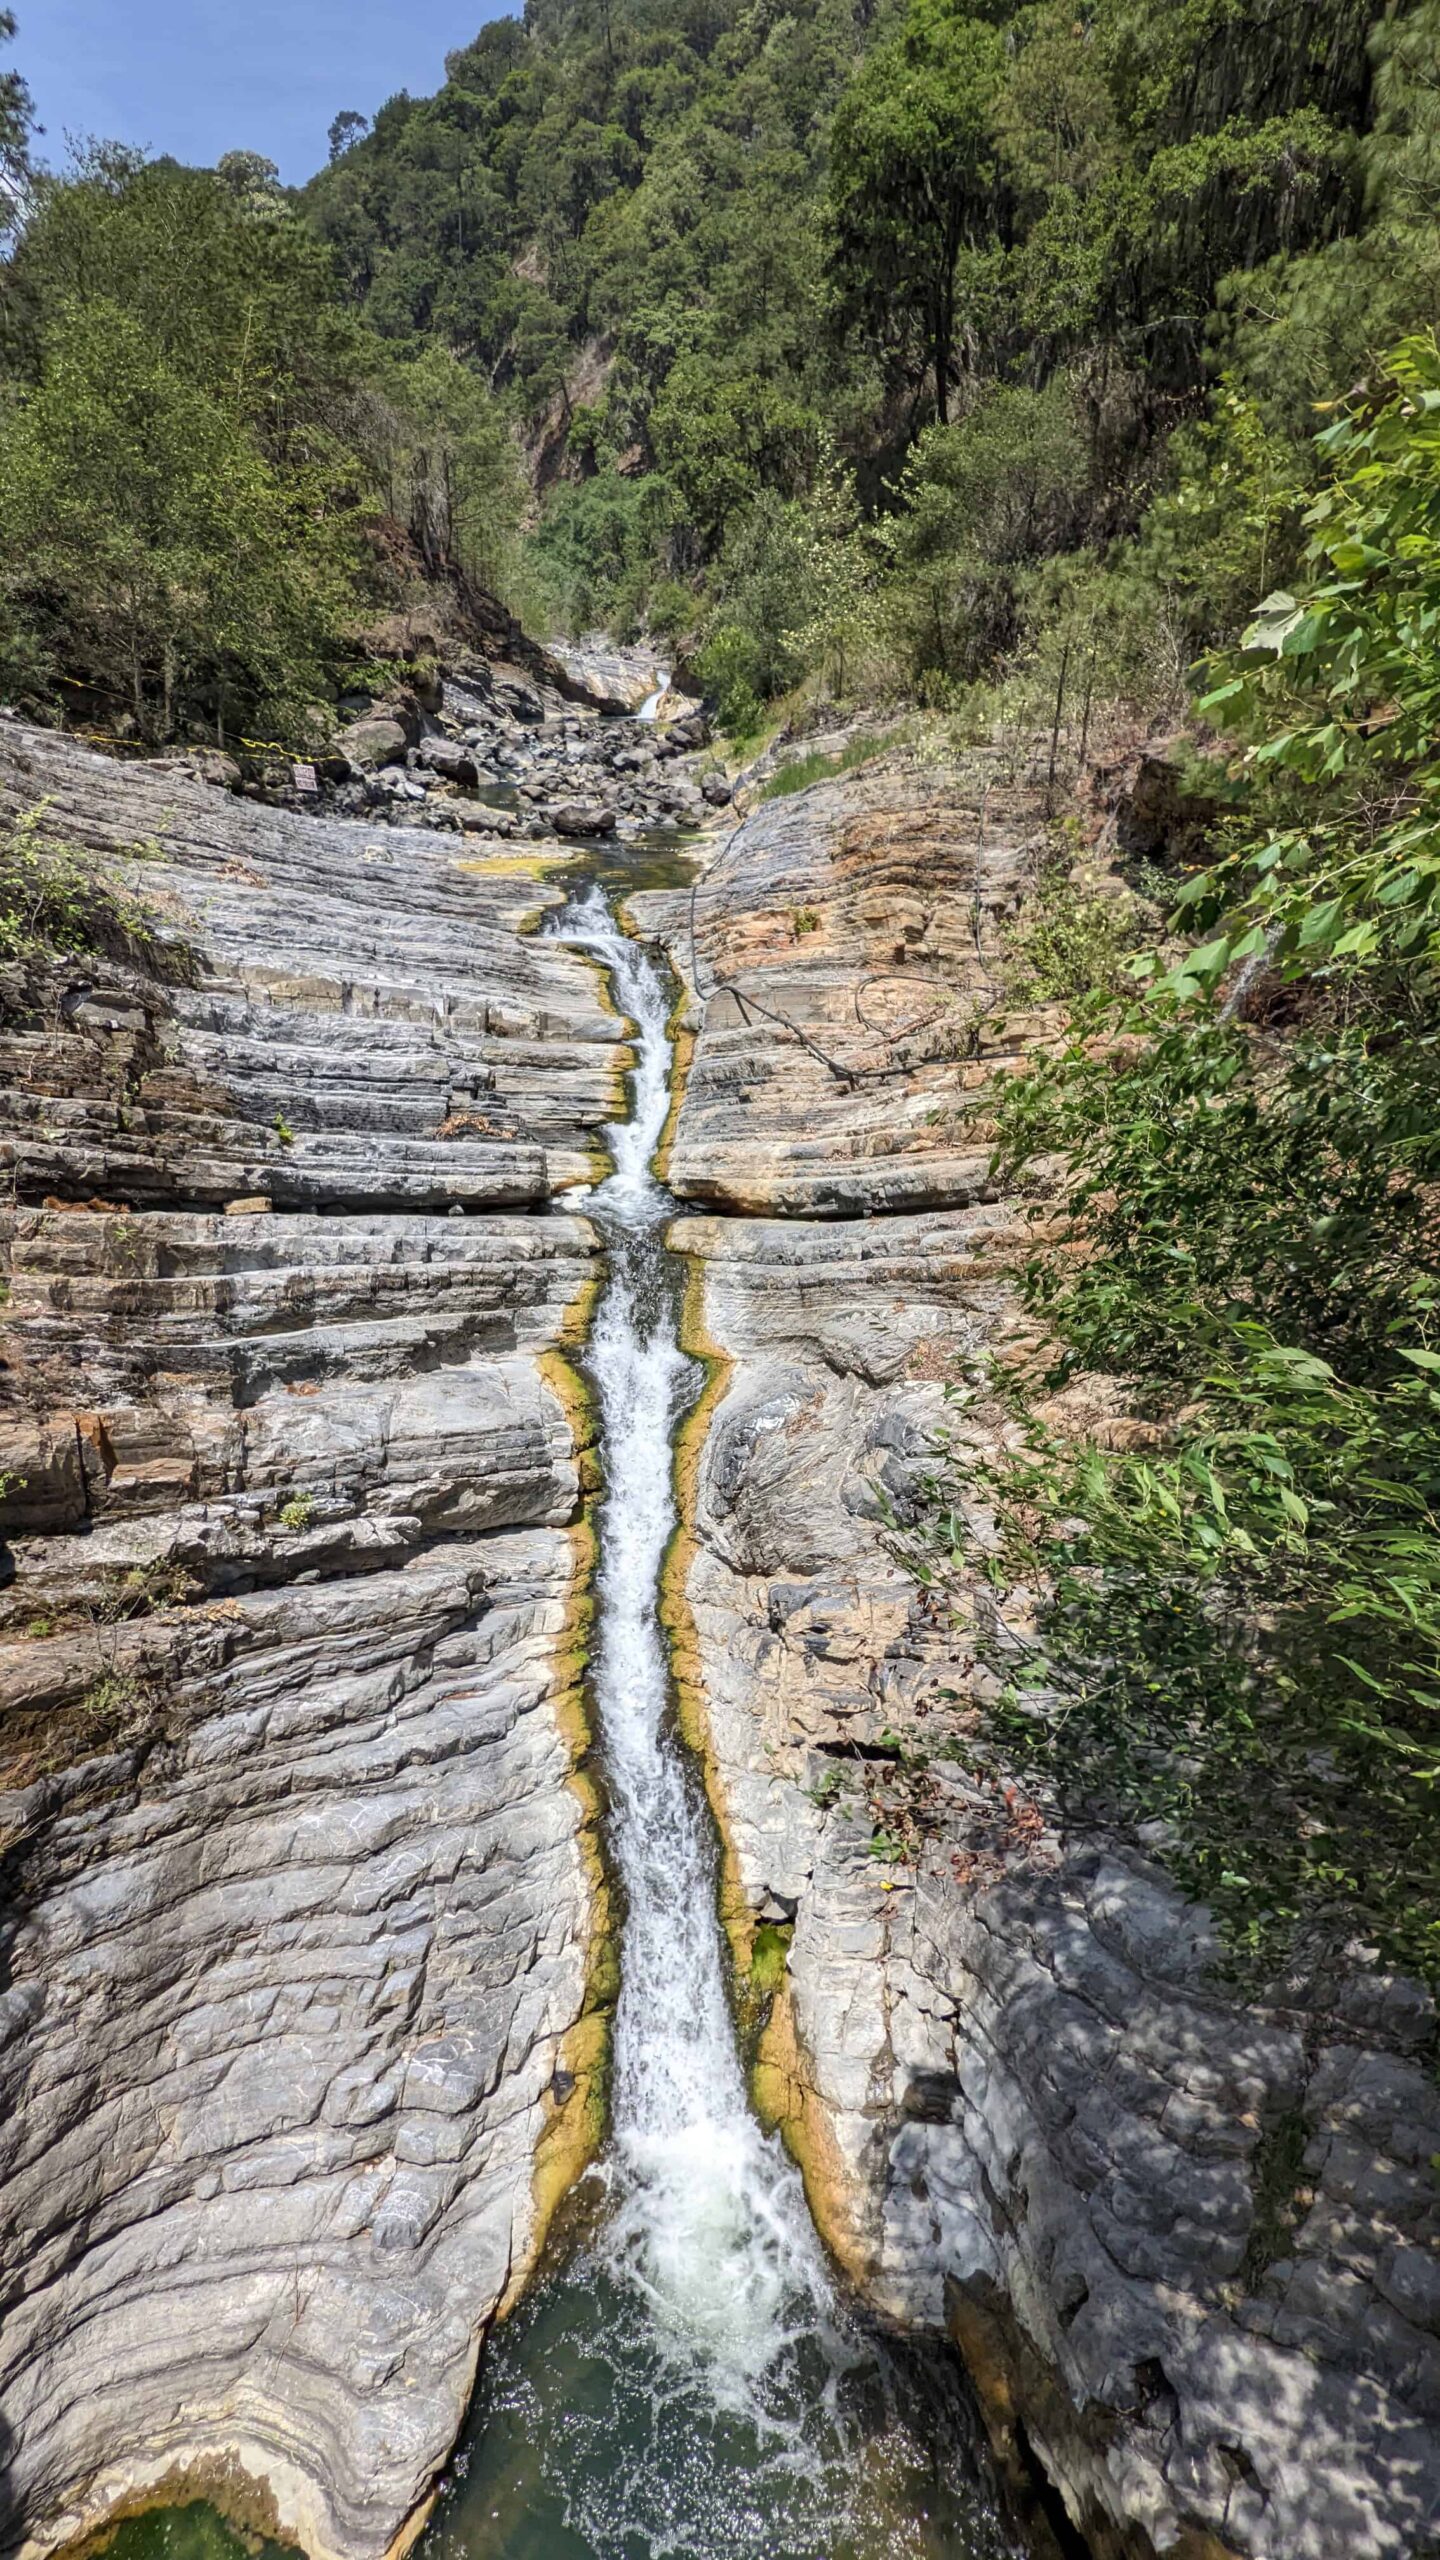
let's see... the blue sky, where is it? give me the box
[14,1,513,187]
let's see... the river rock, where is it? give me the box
[0,723,616,2560]
[647,752,1440,2560]
[332,715,411,775]
[548,799,617,837]
[417,737,480,786]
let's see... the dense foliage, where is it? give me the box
[0,6,30,242]
[0,51,524,746]
[902,349,1440,1993]
[7,0,1440,729]
[299,0,1440,700]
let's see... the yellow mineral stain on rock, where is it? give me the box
[501,1284,616,2311]
[452,849,578,879]
[752,1978,874,2292]
[662,1234,876,2295]
[660,1255,757,1968]
[654,1016,694,1188]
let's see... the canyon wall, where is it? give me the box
[637,762,1440,2560]
[0,728,616,2560]
[3,710,1437,2560]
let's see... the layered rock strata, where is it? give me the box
[640,768,1440,2560]
[0,727,619,2560]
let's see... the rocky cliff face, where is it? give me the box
[0,726,619,2560]
[637,762,1440,2560]
[4,711,1437,2560]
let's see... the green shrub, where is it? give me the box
[1000,845,1152,1004]
[0,802,192,980]
[759,730,893,798]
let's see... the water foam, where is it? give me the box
[559,886,840,2413]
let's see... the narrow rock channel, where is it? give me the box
[416,881,1016,2560]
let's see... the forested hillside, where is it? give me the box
[4,0,1440,743]
[300,0,1440,725]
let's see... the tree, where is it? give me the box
[885,378,1089,683]
[828,0,1006,424]
[368,343,527,593]
[649,356,818,551]
[0,8,34,249]
[0,151,366,741]
[215,149,287,222]
[528,472,679,634]
[328,110,369,162]
[0,297,355,742]
[8,147,368,457]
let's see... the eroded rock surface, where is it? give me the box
[644,766,1440,2560]
[0,726,616,2560]
[651,771,1046,1216]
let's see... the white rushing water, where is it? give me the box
[558,884,841,2412]
[636,670,671,724]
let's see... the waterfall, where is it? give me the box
[636,670,671,724]
[423,884,1010,2560]
[559,885,838,2398]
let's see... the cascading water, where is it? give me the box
[636,670,671,723]
[422,881,1017,2560]
[563,886,837,2394]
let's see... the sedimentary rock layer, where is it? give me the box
[654,769,1045,1216]
[646,766,1440,2560]
[0,727,616,2560]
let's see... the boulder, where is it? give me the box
[182,746,243,792]
[549,799,617,837]
[330,716,410,777]
[418,737,480,787]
